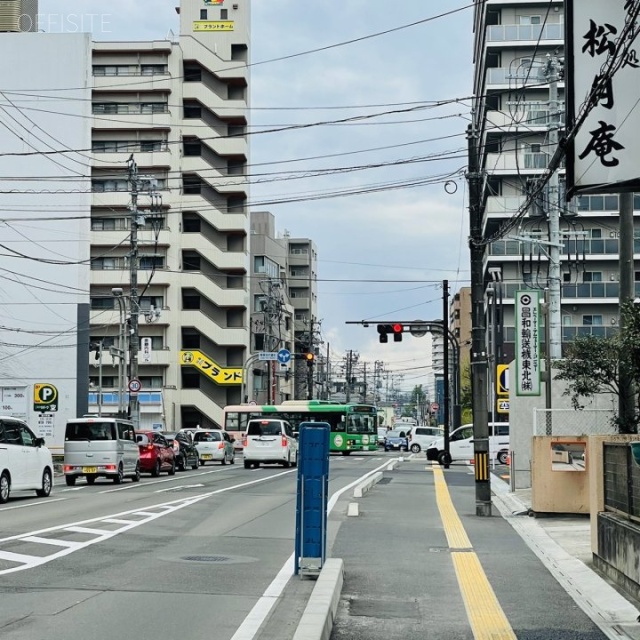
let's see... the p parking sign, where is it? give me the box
[34,383,58,412]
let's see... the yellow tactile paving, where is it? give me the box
[432,464,517,639]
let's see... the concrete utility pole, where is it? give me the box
[466,123,492,517]
[544,54,563,359]
[619,191,635,431]
[127,156,140,429]
[307,317,315,400]
[442,280,450,468]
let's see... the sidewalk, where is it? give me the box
[321,457,640,640]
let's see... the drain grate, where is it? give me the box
[182,555,230,563]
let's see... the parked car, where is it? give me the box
[0,417,53,503]
[408,426,444,453]
[64,418,140,485]
[243,419,298,469]
[135,431,176,476]
[164,431,199,471]
[426,422,510,466]
[384,429,409,452]
[186,429,235,466]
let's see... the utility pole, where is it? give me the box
[307,317,315,400]
[442,280,450,468]
[619,191,635,431]
[127,156,140,429]
[466,123,491,517]
[362,362,368,403]
[544,54,563,359]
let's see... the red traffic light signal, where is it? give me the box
[377,323,403,343]
[392,323,403,342]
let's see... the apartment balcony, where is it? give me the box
[486,23,564,45]
[89,149,172,169]
[90,349,172,368]
[90,267,172,287]
[485,151,553,173]
[501,282,626,301]
[90,228,172,247]
[92,74,172,92]
[91,112,172,130]
[486,67,564,88]
[562,325,619,341]
[486,109,564,131]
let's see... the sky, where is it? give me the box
[42,0,474,394]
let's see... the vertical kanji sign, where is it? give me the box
[567,1,640,195]
[515,291,541,396]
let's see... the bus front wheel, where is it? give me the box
[341,450,351,456]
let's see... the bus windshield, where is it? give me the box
[346,414,376,434]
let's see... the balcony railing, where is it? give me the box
[487,23,564,43]
[487,67,549,86]
[501,282,634,299]
[577,193,640,212]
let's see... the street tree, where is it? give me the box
[553,302,639,434]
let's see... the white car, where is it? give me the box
[183,429,235,466]
[408,426,444,453]
[0,417,54,503]
[243,418,298,469]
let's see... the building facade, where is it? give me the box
[473,1,625,364]
[85,0,251,430]
[249,211,295,404]
[450,287,472,364]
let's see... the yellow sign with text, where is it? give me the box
[180,350,242,385]
[497,364,509,396]
[497,399,510,414]
[193,20,234,31]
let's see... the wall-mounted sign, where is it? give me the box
[204,0,224,4]
[141,337,152,363]
[566,1,640,195]
[515,291,541,396]
[34,383,59,412]
[497,399,510,415]
[193,21,234,32]
[180,350,242,385]
[497,364,509,396]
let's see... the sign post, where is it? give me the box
[295,422,330,577]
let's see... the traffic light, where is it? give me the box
[304,352,314,367]
[377,324,404,343]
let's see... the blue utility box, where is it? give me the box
[294,421,330,576]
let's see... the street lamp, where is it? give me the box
[112,288,127,419]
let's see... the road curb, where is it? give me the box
[353,471,383,498]
[292,558,344,640]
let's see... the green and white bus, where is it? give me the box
[223,401,379,454]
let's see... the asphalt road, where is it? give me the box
[0,451,390,640]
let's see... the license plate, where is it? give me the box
[202,454,213,460]
[82,467,97,473]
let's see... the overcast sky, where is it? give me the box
[43,0,473,394]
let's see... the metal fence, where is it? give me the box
[533,409,616,436]
[603,443,640,522]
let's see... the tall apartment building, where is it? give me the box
[249,211,295,404]
[473,1,624,361]
[450,287,472,364]
[0,0,251,441]
[87,0,251,430]
[286,236,319,398]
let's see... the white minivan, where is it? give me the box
[0,416,53,503]
[63,418,140,485]
[408,426,444,453]
[243,418,298,469]
[425,422,510,465]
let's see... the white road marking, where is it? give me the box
[155,484,205,493]
[100,467,239,493]
[60,487,87,492]
[229,459,395,640]
[0,497,66,512]
[22,536,78,548]
[0,469,295,575]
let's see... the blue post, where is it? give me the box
[294,422,330,576]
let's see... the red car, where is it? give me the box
[135,431,176,477]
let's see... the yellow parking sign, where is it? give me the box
[497,365,509,396]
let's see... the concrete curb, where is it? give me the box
[292,558,344,640]
[353,471,383,498]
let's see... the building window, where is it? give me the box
[254,295,267,312]
[583,271,602,282]
[582,315,603,326]
[139,256,164,270]
[221,9,228,19]
[141,64,168,76]
[183,102,202,119]
[91,218,117,231]
[563,273,571,283]
[90,297,115,310]
[519,15,541,25]
[200,9,207,19]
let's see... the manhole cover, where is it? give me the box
[182,555,230,562]
[176,554,258,565]
[378,478,392,485]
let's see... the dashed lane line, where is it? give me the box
[0,469,295,576]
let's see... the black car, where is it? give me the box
[164,431,199,471]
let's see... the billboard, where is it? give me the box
[566,1,640,195]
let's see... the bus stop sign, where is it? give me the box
[295,422,330,576]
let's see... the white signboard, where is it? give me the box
[567,1,640,195]
[141,337,152,363]
[515,291,541,396]
[0,386,27,419]
[37,413,55,439]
